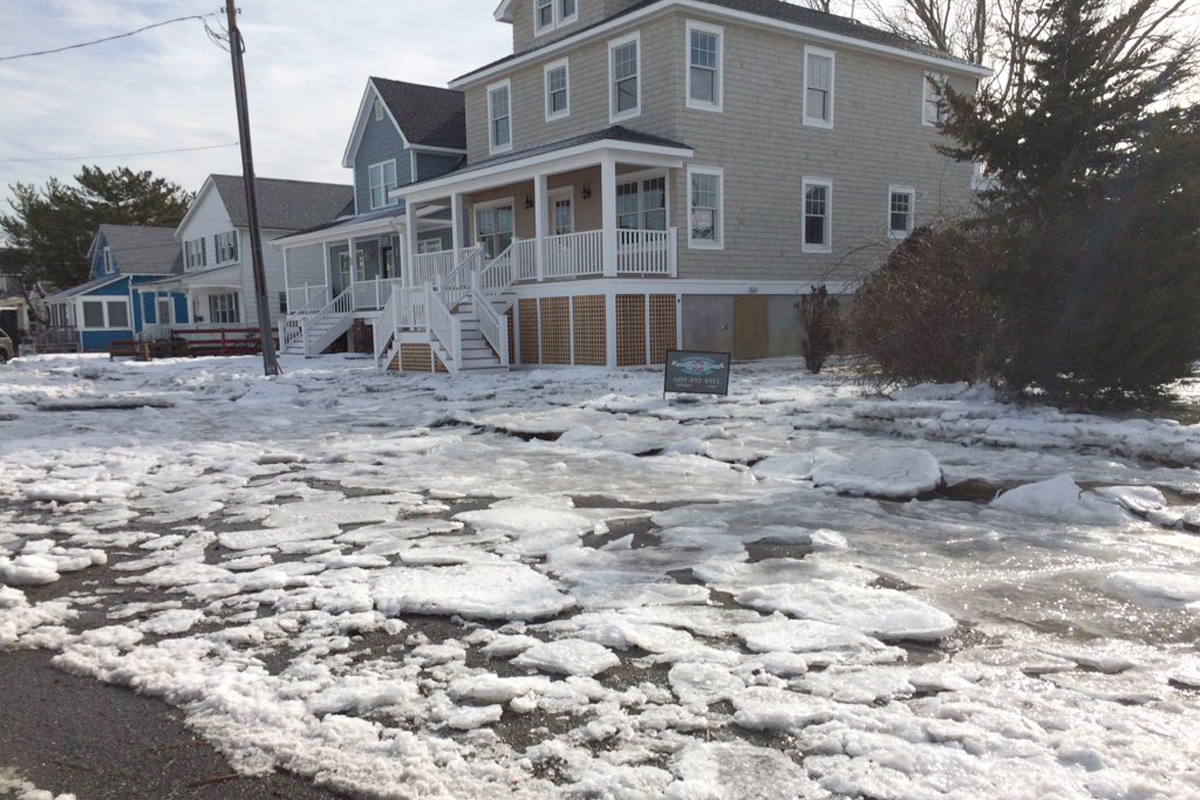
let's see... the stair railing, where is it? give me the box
[424,283,460,374]
[302,287,354,356]
[372,285,400,367]
[281,286,329,350]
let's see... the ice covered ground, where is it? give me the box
[2,352,1200,799]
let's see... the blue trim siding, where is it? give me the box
[353,107,412,214]
[173,295,189,324]
[80,329,133,352]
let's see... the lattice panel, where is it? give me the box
[572,295,606,366]
[648,294,677,365]
[506,308,516,366]
[616,294,647,367]
[539,297,571,364]
[519,299,539,365]
[400,343,433,372]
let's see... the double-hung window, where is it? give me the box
[609,32,640,122]
[544,59,570,121]
[888,186,915,239]
[923,72,948,126]
[535,0,578,36]
[81,300,129,329]
[185,237,206,270]
[686,21,723,111]
[215,230,239,263]
[368,160,397,210]
[802,178,832,253]
[208,293,240,324]
[488,80,512,154]
[687,166,723,248]
[617,176,666,231]
[803,46,835,128]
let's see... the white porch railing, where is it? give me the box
[412,246,483,287]
[425,285,460,373]
[394,286,428,329]
[470,245,517,367]
[543,230,604,280]
[281,286,329,350]
[514,238,539,282]
[439,248,481,311]
[295,287,354,356]
[618,228,677,276]
[373,288,399,365]
[352,277,404,310]
[286,284,327,313]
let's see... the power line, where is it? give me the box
[0,13,221,62]
[0,143,241,165]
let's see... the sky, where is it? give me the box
[0,1,514,220]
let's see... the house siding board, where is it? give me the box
[415,153,461,182]
[285,243,326,293]
[355,116,412,214]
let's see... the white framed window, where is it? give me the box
[184,237,206,270]
[107,300,129,328]
[208,292,240,325]
[374,97,384,121]
[368,160,398,210]
[609,32,641,122]
[215,230,239,263]
[544,59,570,121]
[549,188,574,235]
[617,174,666,231]
[102,247,115,274]
[888,186,916,239]
[686,20,723,112]
[156,295,172,325]
[802,178,832,253]
[687,166,724,249]
[535,0,578,36]
[923,72,948,126]
[82,301,104,328]
[417,238,444,254]
[488,79,512,154]
[80,299,130,329]
[475,200,514,260]
[803,46,835,128]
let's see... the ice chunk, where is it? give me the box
[668,662,745,706]
[666,741,830,800]
[990,474,1130,525]
[811,447,942,499]
[512,638,621,677]
[372,562,574,621]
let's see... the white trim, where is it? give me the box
[473,197,516,252]
[487,78,513,155]
[544,58,571,122]
[923,71,948,126]
[608,31,641,123]
[887,184,916,239]
[214,230,239,264]
[686,165,724,249]
[79,297,132,330]
[451,0,991,89]
[803,45,835,129]
[801,177,832,254]
[685,19,723,112]
[533,0,579,36]
[342,80,412,169]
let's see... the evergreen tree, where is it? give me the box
[0,166,193,290]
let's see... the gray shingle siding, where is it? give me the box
[415,153,462,183]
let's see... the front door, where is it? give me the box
[476,203,514,260]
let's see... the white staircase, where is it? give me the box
[281,288,355,356]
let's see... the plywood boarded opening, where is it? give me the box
[616,295,646,367]
[572,295,606,366]
[734,295,769,360]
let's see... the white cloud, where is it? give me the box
[0,1,510,216]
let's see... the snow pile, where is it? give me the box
[372,562,575,620]
[990,474,1132,524]
[811,447,943,499]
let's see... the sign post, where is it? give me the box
[663,350,731,398]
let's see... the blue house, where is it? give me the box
[45,224,188,352]
[275,77,466,356]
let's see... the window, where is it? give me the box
[544,59,570,121]
[368,160,398,210]
[279,292,288,314]
[923,72,948,126]
[609,32,640,122]
[803,46,835,128]
[802,178,832,252]
[102,247,115,274]
[687,166,723,248]
[617,176,666,231]
[157,296,171,325]
[82,301,104,328]
[488,80,512,154]
[185,237,206,270]
[535,0,578,35]
[550,191,574,235]
[417,238,444,254]
[107,301,129,329]
[208,293,240,324]
[476,203,514,260]
[686,21,723,111]
[888,186,915,238]
[374,97,384,121]
[215,230,239,263]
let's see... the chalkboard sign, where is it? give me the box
[663,350,731,396]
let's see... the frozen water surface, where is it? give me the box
[2,354,1200,799]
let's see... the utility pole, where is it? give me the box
[225,0,280,376]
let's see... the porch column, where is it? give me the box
[601,155,618,278]
[282,247,291,311]
[451,192,464,256]
[405,213,418,288]
[322,243,331,292]
[347,236,357,299]
[533,172,548,282]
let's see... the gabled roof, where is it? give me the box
[342,78,466,168]
[457,0,989,85]
[86,224,182,276]
[177,175,352,234]
[44,274,124,303]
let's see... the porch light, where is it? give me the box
[581,182,592,199]
[525,194,534,209]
